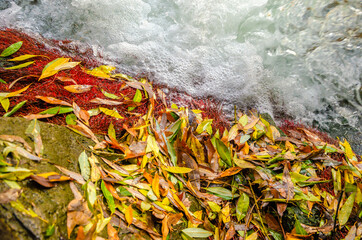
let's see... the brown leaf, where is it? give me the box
[0,188,22,204]
[23,113,56,120]
[0,135,32,152]
[90,98,123,105]
[224,223,236,240]
[55,165,86,184]
[30,175,55,188]
[67,196,92,238]
[36,96,72,106]
[67,121,99,144]
[265,213,282,232]
[182,153,200,190]
[161,214,169,240]
[277,203,287,217]
[73,102,90,125]
[282,164,294,201]
[64,85,92,93]
[56,76,77,84]
[107,223,120,240]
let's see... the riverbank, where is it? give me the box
[0,29,361,240]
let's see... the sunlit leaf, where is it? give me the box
[39,57,71,80]
[0,41,23,57]
[5,61,34,70]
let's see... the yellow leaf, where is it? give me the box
[36,96,72,106]
[125,204,133,226]
[4,84,30,99]
[152,173,160,199]
[99,107,124,119]
[246,232,259,240]
[53,61,80,71]
[39,57,70,80]
[163,166,193,174]
[5,61,34,70]
[1,98,10,112]
[242,141,249,155]
[8,54,49,61]
[221,204,230,223]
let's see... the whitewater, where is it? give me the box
[0,0,361,152]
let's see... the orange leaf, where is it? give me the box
[73,102,90,125]
[125,204,133,226]
[36,96,71,106]
[107,223,120,240]
[152,173,160,199]
[218,167,242,178]
[64,85,92,93]
[103,181,123,201]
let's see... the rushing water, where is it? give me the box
[1,0,361,152]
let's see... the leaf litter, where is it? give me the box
[0,32,361,240]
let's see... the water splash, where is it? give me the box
[1,0,361,152]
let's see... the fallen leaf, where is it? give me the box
[36,96,72,106]
[64,85,93,93]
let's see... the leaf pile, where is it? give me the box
[0,31,362,240]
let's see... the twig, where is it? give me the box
[331,190,344,240]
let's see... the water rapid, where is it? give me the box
[0,0,361,152]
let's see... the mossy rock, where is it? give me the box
[0,117,96,239]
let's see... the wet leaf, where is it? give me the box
[45,224,55,237]
[338,192,356,226]
[236,193,249,221]
[5,61,34,70]
[64,85,93,93]
[0,41,23,57]
[181,228,213,238]
[10,200,42,220]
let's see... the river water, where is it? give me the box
[0,0,361,152]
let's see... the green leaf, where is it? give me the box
[181,228,213,238]
[108,122,116,139]
[236,193,249,221]
[215,138,232,166]
[85,181,97,209]
[45,224,55,237]
[338,192,356,226]
[65,113,77,125]
[78,151,90,181]
[295,218,307,235]
[5,61,34,70]
[117,186,132,197]
[205,187,239,199]
[3,100,27,117]
[101,89,120,99]
[207,201,221,212]
[167,119,182,143]
[1,98,10,112]
[128,89,142,111]
[101,180,115,214]
[238,114,248,126]
[40,106,73,115]
[196,119,213,135]
[0,41,23,57]
[0,79,6,84]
